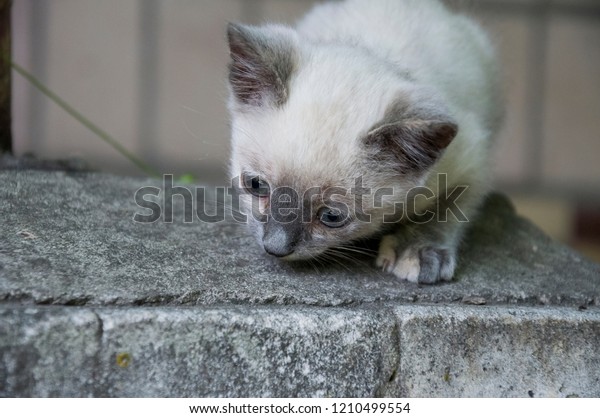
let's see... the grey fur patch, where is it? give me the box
[227,23,297,108]
[364,96,458,175]
[417,247,447,284]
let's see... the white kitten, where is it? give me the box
[226,0,503,284]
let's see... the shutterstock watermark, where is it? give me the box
[132,174,469,224]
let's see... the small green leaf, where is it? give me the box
[177,174,196,184]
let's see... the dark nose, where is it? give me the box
[262,215,299,258]
[263,243,294,258]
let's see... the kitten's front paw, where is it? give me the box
[375,235,398,273]
[376,235,456,284]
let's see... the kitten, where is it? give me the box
[226,0,503,284]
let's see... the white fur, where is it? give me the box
[228,0,503,282]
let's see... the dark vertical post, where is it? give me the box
[0,0,11,153]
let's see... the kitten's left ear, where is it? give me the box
[365,116,458,175]
[227,23,298,109]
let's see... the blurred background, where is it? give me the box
[10,0,600,261]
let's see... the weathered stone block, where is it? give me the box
[1,167,599,397]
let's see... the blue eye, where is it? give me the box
[317,207,348,228]
[243,174,270,197]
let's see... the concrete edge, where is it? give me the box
[1,303,599,397]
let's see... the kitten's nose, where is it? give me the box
[263,243,294,258]
[262,216,300,258]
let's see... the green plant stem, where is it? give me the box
[11,61,160,178]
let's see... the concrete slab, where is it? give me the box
[387,305,600,398]
[1,168,599,397]
[0,305,398,397]
[1,170,599,308]
[1,304,598,397]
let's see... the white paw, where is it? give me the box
[376,235,456,284]
[392,248,422,283]
[375,235,398,272]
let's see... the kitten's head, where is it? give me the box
[226,23,457,259]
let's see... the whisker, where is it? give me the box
[306,257,321,275]
[325,249,362,270]
[326,247,386,279]
[231,124,262,149]
[319,252,353,274]
[336,245,377,257]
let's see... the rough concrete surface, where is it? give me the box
[1,168,600,397]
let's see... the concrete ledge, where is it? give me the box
[1,304,598,397]
[1,168,600,397]
[1,305,397,397]
[1,170,598,307]
[389,305,600,397]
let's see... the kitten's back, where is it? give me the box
[296,0,502,133]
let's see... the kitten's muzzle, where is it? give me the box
[263,243,294,258]
[262,216,301,258]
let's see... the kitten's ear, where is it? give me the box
[227,23,297,108]
[365,117,458,175]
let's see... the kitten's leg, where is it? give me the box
[376,185,482,284]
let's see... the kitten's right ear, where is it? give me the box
[227,23,298,108]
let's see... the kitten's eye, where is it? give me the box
[317,207,348,228]
[243,174,270,197]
